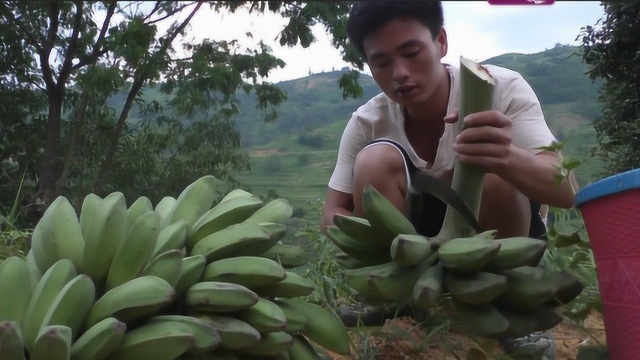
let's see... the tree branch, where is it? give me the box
[147,2,197,25]
[93,1,204,193]
[40,1,60,92]
[72,1,116,71]
[142,1,162,22]
[58,0,84,85]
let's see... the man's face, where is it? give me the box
[363,17,448,108]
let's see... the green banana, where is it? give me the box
[389,233,434,266]
[543,269,584,307]
[260,222,288,243]
[235,297,287,333]
[253,271,316,298]
[335,252,377,269]
[362,184,417,241]
[220,188,253,202]
[22,258,77,351]
[483,236,547,271]
[175,255,207,297]
[344,261,410,302]
[79,193,102,240]
[30,325,72,360]
[104,321,195,360]
[142,249,185,287]
[0,256,33,324]
[444,271,507,305]
[325,225,391,264]
[333,214,391,247]
[167,175,218,230]
[241,331,293,357]
[243,198,293,224]
[194,315,261,350]
[452,303,510,339]
[437,234,501,273]
[273,299,309,333]
[152,219,188,258]
[155,196,177,228]
[368,263,422,302]
[287,335,322,360]
[106,210,160,290]
[70,317,126,360]
[82,192,127,285]
[259,242,308,268]
[412,261,444,310]
[188,195,264,248]
[85,275,175,329]
[126,196,154,230]
[185,281,259,313]
[148,315,221,353]
[282,299,350,355]
[190,222,274,263]
[39,274,95,341]
[25,249,42,289]
[0,320,25,360]
[179,349,238,359]
[495,266,560,310]
[30,196,85,273]
[202,256,286,288]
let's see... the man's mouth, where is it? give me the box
[395,85,418,95]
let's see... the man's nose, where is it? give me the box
[392,59,410,82]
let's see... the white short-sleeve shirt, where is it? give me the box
[328,63,557,194]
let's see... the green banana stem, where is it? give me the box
[436,57,495,242]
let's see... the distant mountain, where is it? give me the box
[231,45,603,207]
[235,44,601,150]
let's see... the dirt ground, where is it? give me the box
[329,312,606,359]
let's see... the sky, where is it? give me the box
[181,1,606,83]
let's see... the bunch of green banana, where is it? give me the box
[332,185,583,340]
[0,174,356,359]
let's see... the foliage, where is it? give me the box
[579,0,640,177]
[0,1,360,223]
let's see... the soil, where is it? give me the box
[329,312,606,359]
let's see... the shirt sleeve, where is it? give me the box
[493,68,558,153]
[327,115,372,194]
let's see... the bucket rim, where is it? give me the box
[576,168,640,207]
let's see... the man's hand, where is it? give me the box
[444,109,513,173]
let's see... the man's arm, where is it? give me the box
[450,110,577,209]
[320,188,354,234]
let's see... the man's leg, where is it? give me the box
[352,142,410,218]
[478,173,531,239]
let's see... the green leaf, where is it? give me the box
[554,231,583,247]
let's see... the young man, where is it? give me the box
[322,1,575,357]
[321,1,575,239]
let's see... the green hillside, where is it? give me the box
[231,45,603,219]
[110,45,602,221]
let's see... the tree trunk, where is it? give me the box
[92,79,145,194]
[56,90,90,195]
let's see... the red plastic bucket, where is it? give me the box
[576,168,640,359]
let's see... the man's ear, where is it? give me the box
[438,28,448,58]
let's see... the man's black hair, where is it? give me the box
[346,1,444,59]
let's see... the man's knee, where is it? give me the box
[353,143,407,183]
[480,174,530,238]
[352,143,409,216]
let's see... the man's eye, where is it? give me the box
[374,61,390,68]
[404,49,420,58]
